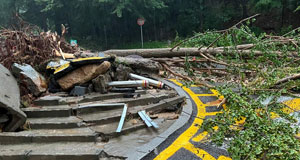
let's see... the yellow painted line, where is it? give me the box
[154,80,231,160]
[218,156,232,160]
[194,94,218,97]
[192,131,209,142]
[156,80,299,160]
[184,142,216,160]
[270,98,300,119]
[192,126,219,143]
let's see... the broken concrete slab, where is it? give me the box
[57,61,111,90]
[12,63,48,96]
[116,57,160,75]
[0,64,27,132]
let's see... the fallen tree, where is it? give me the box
[0,18,77,70]
[104,47,292,58]
[148,14,300,160]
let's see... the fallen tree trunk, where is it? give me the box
[274,73,300,86]
[104,47,287,58]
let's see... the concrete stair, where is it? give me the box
[0,89,184,160]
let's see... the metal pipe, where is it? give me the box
[129,73,164,88]
[116,104,128,133]
[108,80,149,88]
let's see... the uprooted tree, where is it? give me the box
[0,17,77,70]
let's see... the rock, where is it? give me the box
[12,63,48,96]
[92,73,112,94]
[115,64,133,81]
[57,61,111,90]
[116,57,160,74]
[69,86,87,96]
[87,84,94,93]
[0,64,27,131]
[74,51,96,58]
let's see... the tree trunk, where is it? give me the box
[103,45,272,58]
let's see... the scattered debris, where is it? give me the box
[0,20,181,135]
[12,63,47,97]
[150,113,179,120]
[0,23,77,70]
[138,111,159,128]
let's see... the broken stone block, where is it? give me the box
[12,63,48,97]
[70,86,87,96]
[57,61,111,90]
[0,64,27,132]
[92,73,112,94]
[115,64,133,81]
[116,57,160,74]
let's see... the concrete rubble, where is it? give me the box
[0,27,187,159]
[0,64,26,132]
[12,63,47,96]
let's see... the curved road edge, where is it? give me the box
[126,78,194,160]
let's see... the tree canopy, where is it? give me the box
[0,0,300,49]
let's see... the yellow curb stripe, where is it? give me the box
[154,80,231,160]
[183,142,216,160]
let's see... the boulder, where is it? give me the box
[57,61,111,90]
[92,72,112,94]
[115,64,133,81]
[0,64,26,131]
[12,63,48,97]
[116,57,160,75]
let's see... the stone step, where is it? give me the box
[76,92,177,115]
[0,142,103,160]
[0,128,97,144]
[91,118,146,138]
[22,106,72,118]
[27,116,84,129]
[33,91,147,107]
[66,90,147,105]
[80,96,185,125]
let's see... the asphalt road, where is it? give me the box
[143,80,300,160]
[143,80,231,160]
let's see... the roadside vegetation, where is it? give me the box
[174,16,300,160]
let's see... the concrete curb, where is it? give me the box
[126,79,193,160]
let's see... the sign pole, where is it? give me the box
[141,25,144,48]
[137,18,145,49]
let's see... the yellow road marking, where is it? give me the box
[155,80,299,160]
[154,80,231,160]
[184,142,216,160]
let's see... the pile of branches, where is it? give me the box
[0,18,77,69]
